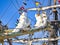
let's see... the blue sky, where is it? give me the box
[0,0,60,45]
[0,0,52,28]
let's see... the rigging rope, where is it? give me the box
[28,16,36,23]
[3,0,20,26]
[15,0,20,8]
[0,1,11,20]
[6,11,17,25]
[47,0,52,20]
[10,0,18,10]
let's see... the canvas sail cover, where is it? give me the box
[12,12,30,32]
[34,12,47,28]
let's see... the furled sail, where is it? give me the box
[34,14,43,28]
[34,12,47,28]
[12,12,30,32]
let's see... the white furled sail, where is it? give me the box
[34,14,43,28]
[12,12,30,32]
[34,12,47,28]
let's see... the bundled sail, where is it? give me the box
[34,12,47,28]
[12,12,30,32]
[34,14,43,28]
[12,11,47,32]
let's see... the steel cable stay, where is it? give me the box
[23,0,36,24]
[0,1,12,20]
[7,14,36,29]
[41,0,51,37]
[3,11,20,45]
[14,0,36,27]
[28,16,36,28]
[9,0,18,10]
[5,15,36,29]
[15,0,20,8]
[4,0,50,31]
[15,0,36,28]
[42,1,51,36]
[5,11,18,26]
[1,0,19,30]
[2,0,20,26]
[28,16,36,23]
[46,0,52,21]
[0,1,17,45]
[4,0,20,26]
[26,0,42,25]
